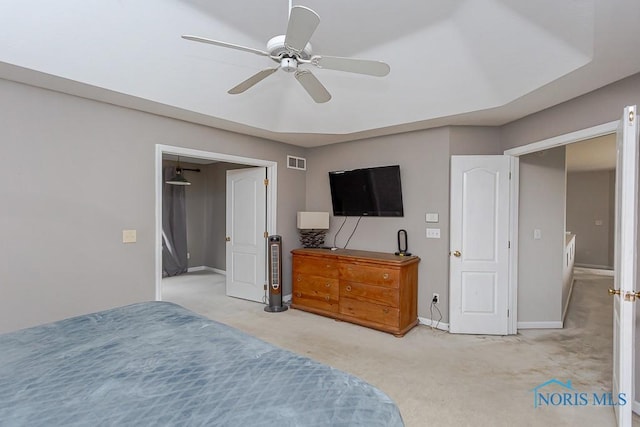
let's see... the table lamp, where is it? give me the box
[297,212,330,248]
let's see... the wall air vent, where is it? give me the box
[287,155,306,171]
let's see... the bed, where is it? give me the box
[0,301,403,426]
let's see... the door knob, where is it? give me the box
[609,288,640,301]
[225,237,231,242]
[452,250,461,257]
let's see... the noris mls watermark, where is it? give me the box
[531,379,627,408]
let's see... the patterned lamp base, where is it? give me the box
[299,229,327,248]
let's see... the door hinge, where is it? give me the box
[264,178,269,186]
[264,231,269,238]
[508,241,511,249]
[507,309,510,318]
[509,171,512,180]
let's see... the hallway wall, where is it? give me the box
[566,169,615,269]
[518,147,567,325]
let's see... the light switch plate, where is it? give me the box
[122,229,137,243]
[533,229,542,240]
[426,228,441,239]
[425,213,439,223]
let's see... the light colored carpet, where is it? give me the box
[163,269,638,427]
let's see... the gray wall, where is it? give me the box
[305,126,502,321]
[449,126,502,155]
[501,73,640,150]
[566,170,615,269]
[184,161,206,269]
[306,128,451,319]
[202,162,249,270]
[163,160,247,271]
[517,147,566,324]
[0,77,306,333]
[162,159,207,269]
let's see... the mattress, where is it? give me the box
[0,301,403,426]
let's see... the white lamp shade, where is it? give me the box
[297,212,329,229]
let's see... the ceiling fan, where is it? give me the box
[182,5,390,103]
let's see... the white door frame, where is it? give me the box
[154,144,277,300]
[503,120,619,334]
[503,121,618,157]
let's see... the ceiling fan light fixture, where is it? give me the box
[281,57,298,72]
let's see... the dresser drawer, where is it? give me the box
[339,263,399,287]
[292,274,339,313]
[340,281,399,308]
[339,297,399,327]
[293,256,339,278]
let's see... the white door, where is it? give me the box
[449,156,513,334]
[226,167,267,302]
[612,105,638,426]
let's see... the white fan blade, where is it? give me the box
[228,68,278,94]
[182,35,270,57]
[294,70,331,103]
[284,6,320,54]
[311,55,390,77]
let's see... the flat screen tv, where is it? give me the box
[329,165,404,217]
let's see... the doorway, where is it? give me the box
[154,144,277,302]
[505,115,639,423]
[505,120,619,330]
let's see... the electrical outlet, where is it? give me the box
[432,293,439,304]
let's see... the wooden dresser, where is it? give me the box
[291,248,420,337]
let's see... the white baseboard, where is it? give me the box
[574,266,614,276]
[517,321,564,329]
[418,316,449,331]
[187,266,226,275]
[562,278,575,324]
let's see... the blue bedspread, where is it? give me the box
[0,302,403,426]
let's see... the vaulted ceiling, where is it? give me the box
[1,0,639,147]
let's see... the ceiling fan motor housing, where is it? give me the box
[267,35,312,60]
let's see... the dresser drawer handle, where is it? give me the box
[325,283,331,288]
[324,296,330,302]
[326,264,331,268]
[383,273,389,279]
[383,308,389,314]
[297,276,302,282]
[296,292,301,297]
[345,285,352,292]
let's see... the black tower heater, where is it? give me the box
[264,235,288,313]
